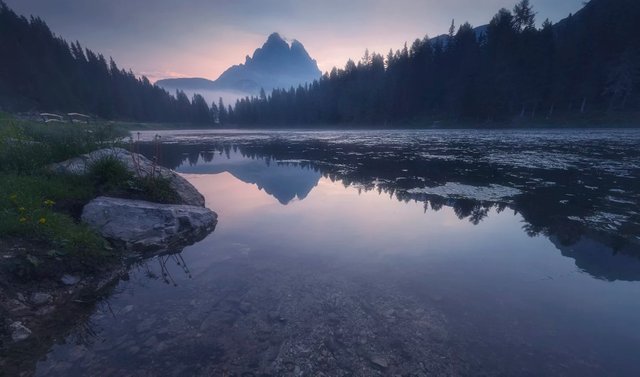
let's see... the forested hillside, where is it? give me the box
[1,0,638,127]
[230,0,640,126]
[0,1,215,123]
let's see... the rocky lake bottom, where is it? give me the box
[17,129,640,376]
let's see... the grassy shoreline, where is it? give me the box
[0,113,185,279]
[0,114,130,365]
[0,113,201,367]
[0,116,124,274]
[2,111,637,269]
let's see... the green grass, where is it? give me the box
[0,111,12,121]
[88,155,133,192]
[0,116,182,278]
[86,155,181,204]
[0,174,104,259]
[0,114,126,257]
[134,175,181,204]
[0,117,131,277]
[0,117,129,173]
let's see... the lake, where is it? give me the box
[36,129,640,376]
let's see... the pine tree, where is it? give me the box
[218,98,227,124]
[210,101,219,124]
[0,2,213,124]
[513,0,535,32]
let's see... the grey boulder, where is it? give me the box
[50,147,205,207]
[81,196,217,251]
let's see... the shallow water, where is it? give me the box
[35,129,640,376]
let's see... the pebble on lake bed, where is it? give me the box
[61,274,80,286]
[30,292,52,306]
[10,321,32,342]
[370,355,390,369]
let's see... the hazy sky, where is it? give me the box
[6,0,584,82]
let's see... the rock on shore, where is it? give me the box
[50,147,205,207]
[81,197,217,251]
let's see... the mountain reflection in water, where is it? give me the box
[30,130,640,377]
[137,136,640,283]
[175,149,321,205]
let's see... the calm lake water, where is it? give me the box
[35,129,640,376]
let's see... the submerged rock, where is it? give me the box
[49,147,205,207]
[35,305,56,316]
[81,196,217,251]
[10,322,32,342]
[60,274,80,286]
[370,355,390,369]
[30,292,52,306]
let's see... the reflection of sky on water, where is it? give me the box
[34,140,640,376]
[170,147,640,281]
[189,171,640,375]
[136,129,640,254]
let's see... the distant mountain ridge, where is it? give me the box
[228,0,640,126]
[157,33,321,96]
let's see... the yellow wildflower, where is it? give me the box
[19,217,27,223]
[44,199,55,207]
[9,194,17,201]
[38,217,46,224]
[19,207,26,212]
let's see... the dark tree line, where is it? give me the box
[0,2,217,124]
[230,0,640,126]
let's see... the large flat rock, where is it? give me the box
[81,197,217,251]
[50,147,205,207]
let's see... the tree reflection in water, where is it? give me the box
[136,136,640,281]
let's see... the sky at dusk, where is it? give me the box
[5,0,585,83]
